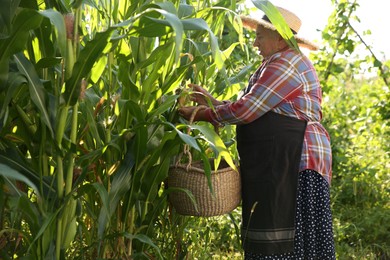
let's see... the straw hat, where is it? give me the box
[241,7,319,51]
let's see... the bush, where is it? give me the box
[322,77,390,259]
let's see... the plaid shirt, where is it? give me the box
[206,48,332,184]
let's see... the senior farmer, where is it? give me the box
[179,6,335,259]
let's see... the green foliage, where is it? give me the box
[322,77,390,259]
[315,2,389,257]
[155,206,242,259]
[0,0,246,258]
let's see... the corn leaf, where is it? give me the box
[39,9,66,57]
[124,233,162,259]
[0,163,40,197]
[181,18,224,69]
[136,8,183,63]
[0,72,27,118]
[190,124,237,171]
[93,182,110,238]
[147,95,179,119]
[0,8,42,86]
[171,124,201,151]
[0,150,54,193]
[96,151,135,238]
[64,28,115,106]
[14,53,54,138]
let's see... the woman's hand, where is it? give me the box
[177,84,223,123]
[178,106,208,122]
[188,84,223,106]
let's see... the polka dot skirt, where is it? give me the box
[245,170,336,259]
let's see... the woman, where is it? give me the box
[178,6,335,259]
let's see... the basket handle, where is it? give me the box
[177,105,215,171]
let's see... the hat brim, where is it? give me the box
[241,16,319,51]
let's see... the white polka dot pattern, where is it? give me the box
[245,170,336,259]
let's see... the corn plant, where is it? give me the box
[0,0,251,258]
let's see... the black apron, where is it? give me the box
[237,111,307,255]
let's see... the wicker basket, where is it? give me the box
[168,159,241,217]
[169,105,241,216]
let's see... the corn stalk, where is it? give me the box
[0,0,247,258]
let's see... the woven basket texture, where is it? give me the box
[168,160,241,217]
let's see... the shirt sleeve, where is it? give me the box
[208,57,302,125]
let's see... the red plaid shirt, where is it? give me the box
[206,48,332,184]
